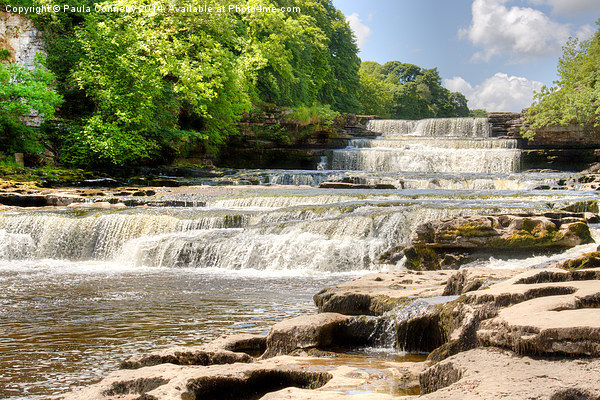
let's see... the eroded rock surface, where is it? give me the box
[49,254,600,399]
[50,357,332,400]
[314,269,519,315]
[51,355,426,400]
[420,347,600,399]
[471,268,600,356]
[402,212,595,270]
[262,313,372,358]
[314,270,454,316]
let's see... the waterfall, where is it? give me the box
[0,201,511,271]
[367,296,459,352]
[334,117,521,173]
[366,117,492,137]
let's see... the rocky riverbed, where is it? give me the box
[42,209,600,400]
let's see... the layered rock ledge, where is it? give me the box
[389,212,596,270]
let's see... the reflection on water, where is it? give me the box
[0,262,350,398]
[298,350,426,396]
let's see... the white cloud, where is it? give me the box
[531,0,600,15]
[346,12,372,50]
[461,0,577,62]
[444,73,544,112]
[576,24,596,41]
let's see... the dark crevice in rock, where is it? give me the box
[102,377,169,397]
[397,314,447,353]
[186,370,332,400]
[576,293,600,309]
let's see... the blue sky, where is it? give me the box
[332,0,600,112]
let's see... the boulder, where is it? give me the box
[413,212,593,250]
[557,251,600,270]
[262,313,355,358]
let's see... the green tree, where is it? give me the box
[251,0,360,112]
[357,62,394,117]
[3,0,361,167]
[358,61,469,119]
[524,20,600,138]
[0,54,62,154]
[69,0,252,166]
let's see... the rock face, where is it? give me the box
[402,212,595,270]
[419,347,600,399]
[0,11,46,127]
[487,112,523,137]
[0,11,44,67]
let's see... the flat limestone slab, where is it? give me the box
[419,347,600,399]
[314,268,518,316]
[467,268,600,356]
[50,355,425,400]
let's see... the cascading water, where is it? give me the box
[367,117,492,137]
[0,199,523,271]
[331,117,521,173]
[1,117,597,399]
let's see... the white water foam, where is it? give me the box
[334,117,521,173]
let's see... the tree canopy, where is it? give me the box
[3,0,363,167]
[0,0,473,167]
[357,61,469,119]
[524,19,600,138]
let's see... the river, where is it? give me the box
[0,117,597,398]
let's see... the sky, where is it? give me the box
[332,0,600,112]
